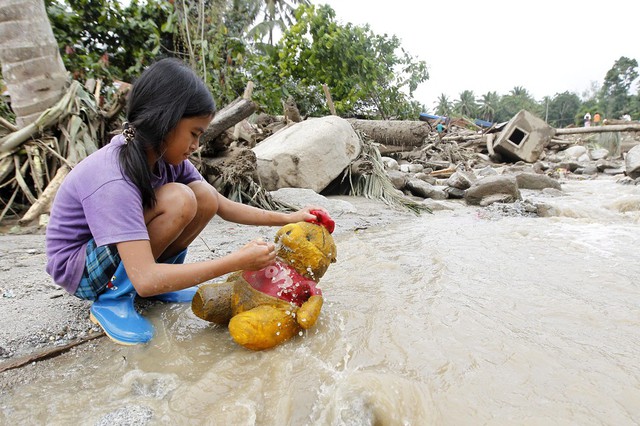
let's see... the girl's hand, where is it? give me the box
[288,206,329,224]
[236,239,277,271]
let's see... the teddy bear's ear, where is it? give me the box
[307,210,335,233]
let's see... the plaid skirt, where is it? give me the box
[74,239,121,301]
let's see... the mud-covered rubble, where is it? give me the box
[378,134,640,217]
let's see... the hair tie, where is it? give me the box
[122,122,135,144]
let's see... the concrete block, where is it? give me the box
[493,110,554,163]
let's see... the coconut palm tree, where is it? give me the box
[247,0,310,45]
[454,90,478,118]
[501,85,540,119]
[0,0,68,127]
[478,91,500,122]
[434,94,452,117]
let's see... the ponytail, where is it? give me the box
[119,58,216,209]
[119,128,156,209]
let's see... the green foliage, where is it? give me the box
[599,56,638,119]
[246,0,310,44]
[630,84,640,120]
[494,86,542,122]
[170,0,252,106]
[46,0,173,83]
[248,4,428,119]
[545,91,581,127]
[478,91,500,123]
[454,90,479,118]
[40,1,638,126]
[434,94,452,117]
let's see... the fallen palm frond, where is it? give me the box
[0,80,127,225]
[344,130,430,215]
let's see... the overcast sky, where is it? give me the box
[313,0,640,111]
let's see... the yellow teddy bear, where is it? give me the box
[192,211,337,350]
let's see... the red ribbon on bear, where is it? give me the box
[307,209,335,234]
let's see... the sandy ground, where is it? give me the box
[0,190,422,387]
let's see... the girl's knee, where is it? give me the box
[155,183,198,222]
[189,181,219,220]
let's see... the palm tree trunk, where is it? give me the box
[0,0,68,128]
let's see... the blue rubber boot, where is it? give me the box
[90,262,154,345]
[149,249,198,303]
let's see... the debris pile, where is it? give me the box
[2,78,640,229]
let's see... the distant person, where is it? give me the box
[45,58,324,346]
[622,113,631,121]
[593,112,601,126]
[583,112,591,127]
[436,122,445,143]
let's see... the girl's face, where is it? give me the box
[162,115,213,165]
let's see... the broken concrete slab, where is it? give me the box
[493,110,555,163]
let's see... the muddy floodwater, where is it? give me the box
[1,178,639,425]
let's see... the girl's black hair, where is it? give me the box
[120,58,216,209]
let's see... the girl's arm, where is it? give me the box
[215,189,323,226]
[116,238,276,297]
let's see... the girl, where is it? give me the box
[45,58,323,345]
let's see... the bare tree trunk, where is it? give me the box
[201,97,257,151]
[0,0,68,128]
[347,119,432,147]
[555,123,640,135]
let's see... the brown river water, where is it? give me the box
[1,178,639,425]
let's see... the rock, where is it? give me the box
[590,148,609,160]
[562,145,587,160]
[479,193,520,207]
[252,116,361,192]
[533,161,550,172]
[446,171,476,190]
[443,187,465,199]
[603,167,626,176]
[625,144,640,179]
[515,173,561,190]
[421,199,457,211]
[464,175,521,206]
[407,163,424,173]
[581,164,599,175]
[406,179,448,199]
[386,170,408,190]
[475,166,498,177]
[413,172,437,185]
[596,159,621,172]
[381,156,399,171]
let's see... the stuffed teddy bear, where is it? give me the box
[191,210,337,350]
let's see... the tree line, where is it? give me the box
[434,56,639,127]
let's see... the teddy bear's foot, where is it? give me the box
[191,282,234,324]
[229,305,299,350]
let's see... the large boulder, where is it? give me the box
[252,116,361,192]
[515,172,561,190]
[625,144,640,179]
[464,175,521,206]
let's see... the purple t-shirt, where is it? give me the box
[45,134,203,293]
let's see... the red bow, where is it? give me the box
[307,210,335,233]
